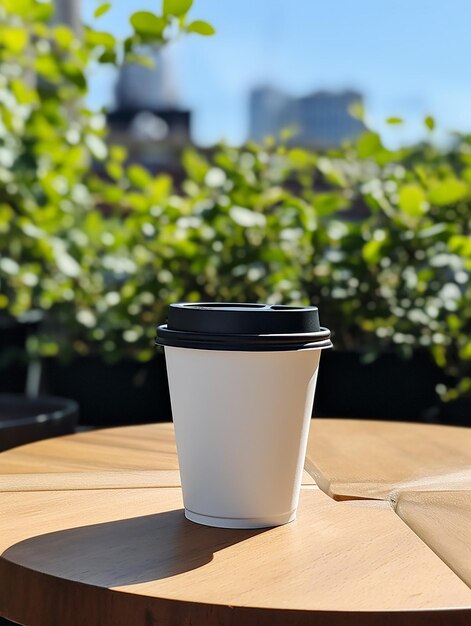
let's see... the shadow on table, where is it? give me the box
[2,509,268,587]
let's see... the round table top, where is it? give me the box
[0,419,470,626]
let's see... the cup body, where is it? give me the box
[164,345,322,529]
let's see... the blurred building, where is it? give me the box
[107,47,192,173]
[249,86,364,148]
[55,0,81,32]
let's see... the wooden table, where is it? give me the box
[0,419,470,626]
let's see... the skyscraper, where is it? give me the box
[249,86,364,148]
[249,87,290,143]
[115,47,179,112]
[108,46,191,172]
[54,0,81,33]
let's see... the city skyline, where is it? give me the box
[249,87,364,148]
[83,0,471,147]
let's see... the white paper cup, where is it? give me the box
[157,303,332,529]
[165,346,322,528]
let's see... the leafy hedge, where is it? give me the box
[0,1,470,402]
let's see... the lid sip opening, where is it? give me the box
[156,302,332,352]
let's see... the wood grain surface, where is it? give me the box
[1,487,470,626]
[0,469,315,491]
[395,490,471,588]
[0,420,470,626]
[305,419,471,500]
[0,423,315,486]
[0,423,179,473]
[0,470,182,491]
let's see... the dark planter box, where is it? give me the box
[0,393,78,452]
[44,354,172,427]
[314,350,445,424]
[0,321,30,394]
[36,350,471,428]
[0,313,42,394]
[0,361,27,394]
[437,396,471,427]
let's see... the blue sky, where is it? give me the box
[83,0,471,146]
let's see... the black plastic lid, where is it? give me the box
[156,303,332,351]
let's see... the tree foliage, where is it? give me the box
[0,1,469,403]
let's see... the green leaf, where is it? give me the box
[85,134,107,160]
[462,167,471,183]
[287,148,315,168]
[163,0,193,17]
[124,53,155,68]
[128,164,152,188]
[102,185,124,204]
[106,162,123,180]
[230,206,266,228]
[428,179,467,206]
[398,184,427,217]
[124,36,135,54]
[323,168,346,188]
[413,164,428,185]
[34,55,60,81]
[362,239,383,264]
[1,26,28,53]
[150,175,172,200]
[125,192,148,212]
[39,341,60,357]
[0,257,19,275]
[356,132,382,158]
[130,11,166,37]
[446,314,461,331]
[31,1,54,22]
[4,0,52,21]
[386,117,403,125]
[53,25,75,49]
[459,342,471,360]
[348,100,364,120]
[51,240,81,278]
[85,29,116,49]
[94,3,111,18]
[279,126,298,142]
[417,223,448,239]
[186,20,216,35]
[448,234,471,257]
[62,63,87,90]
[10,79,38,105]
[0,204,13,234]
[110,145,128,162]
[314,193,348,216]
[182,149,208,182]
[98,49,117,64]
[424,115,435,130]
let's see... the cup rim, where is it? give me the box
[155,324,332,351]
